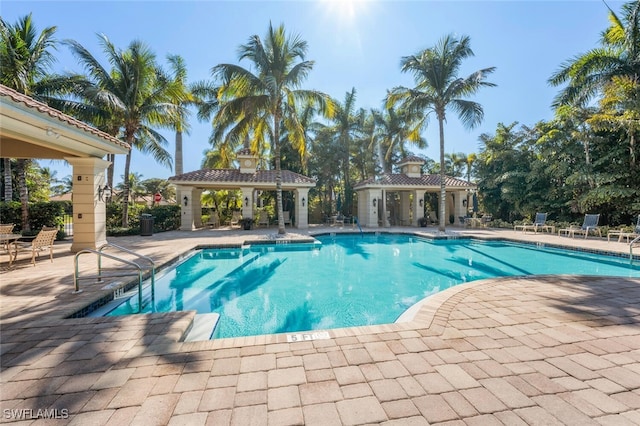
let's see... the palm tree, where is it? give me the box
[549,0,640,167]
[325,88,363,215]
[388,34,496,232]
[66,35,177,227]
[0,14,58,231]
[212,23,333,234]
[165,54,195,176]
[445,152,467,178]
[373,104,426,173]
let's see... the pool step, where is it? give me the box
[183,313,220,342]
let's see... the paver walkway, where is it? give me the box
[1,227,639,425]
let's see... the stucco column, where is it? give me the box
[240,187,253,220]
[455,190,467,225]
[177,185,197,231]
[399,191,410,226]
[65,157,111,252]
[193,188,203,228]
[295,188,309,229]
[413,191,424,226]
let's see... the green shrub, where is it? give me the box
[106,202,180,235]
[0,200,69,240]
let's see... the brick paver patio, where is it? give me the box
[1,226,639,424]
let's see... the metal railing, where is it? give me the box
[73,243,155,313]
[631,235,640,263]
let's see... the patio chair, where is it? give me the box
[257,211,269,227]
[0,224,15,234]
[227,211,241,228]
[205,212,220,228]
[10,228,58,266]
[283,211,292,225]
[607,214,640,243]
[559,214,601,239]
[514,212,549,233]
[481,214,493,227]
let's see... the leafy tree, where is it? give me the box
[141,178,175,204]
[211,23,333,234]
[388,34,495,232]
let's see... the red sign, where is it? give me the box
[154,193,162,203]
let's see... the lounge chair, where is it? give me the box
[227,211,241,228]
[607,214,640,243]
[258,211,269,227]
[481,214,493,227]
[514,212,552,233]
[559,214,601,239]
[10,228,58,266]
[283,211,292,226]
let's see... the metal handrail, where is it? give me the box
[631,235,640,262]
[98,243,155,286]
[74,244,156,313]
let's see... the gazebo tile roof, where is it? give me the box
[0,84,129,150]
[353,173,472,188]
[168,169,316,185]
[398,155,426,164]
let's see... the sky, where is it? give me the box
[3,0,624,183]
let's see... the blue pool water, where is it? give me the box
[106,234,639,338]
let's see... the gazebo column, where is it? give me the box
[355,189,378,227]
[399,191,410,226]
[65,157,111,252]
[454,190,467,224]
[240,187,253,220]
[413,191,424,226]
[193,188,203,228]
[295,188,309,229]
[178,185,198,231]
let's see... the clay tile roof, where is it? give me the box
[169,169,316,185]
[0,84,129,150]
[353,173,473,189]
[398,155,425,164]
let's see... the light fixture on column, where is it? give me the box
[419,199,423,207]
[98,184,111,202]
[373,198,377,207]
[302,197,306,207]
[244,197,249,207]
[183,196,188,206]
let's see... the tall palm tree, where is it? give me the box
[212,23,333,234]
[549,0,640,167]
[66,35,177,227]
[166,54,195,176]
[388,34,496,232]
[0,14,58,231]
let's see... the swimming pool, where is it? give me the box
[105,234,639,338]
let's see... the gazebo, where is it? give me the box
[168,149,315,230]
[0,85,129,251]
[354,156,476,228]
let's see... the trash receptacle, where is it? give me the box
[140,214,154,236]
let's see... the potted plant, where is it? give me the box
[418,217,428,227]
[240,218,253,230]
